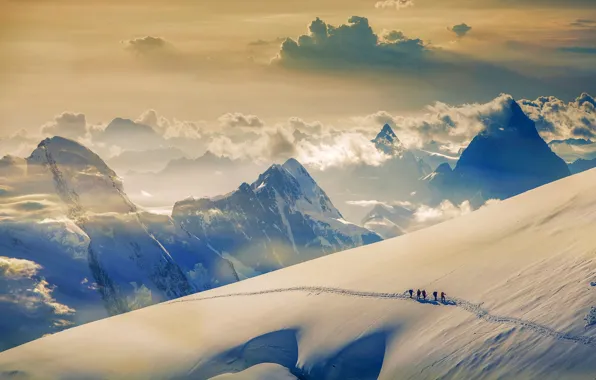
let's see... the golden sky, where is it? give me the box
[0,0,595,134]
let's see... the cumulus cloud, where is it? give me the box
[414,200,473,224]
[41,112,87,139]
[273,16,544,101]
[208,127,295,162]
[297,132,390,169]
[375,0,414,10]
[0,130,38,157]
[520,92,596,141]
[410,198,499,229]
[287,117,324,136]
[122,36,169,55]
[218,112,265,128]
[0,256,41,279]
[136,109,204,139]
[275,16,427,70]
[450,23,472,38]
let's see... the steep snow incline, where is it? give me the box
[1,168,596,379]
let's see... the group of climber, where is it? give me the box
[408,289,446,303]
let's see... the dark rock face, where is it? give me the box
[425,99,570,206]
[173,159,382,276]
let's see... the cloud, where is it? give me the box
[382,30,407,42]
[287,117,324,136]
[0,130,38,157]
[136,109,204,139]
[354,93,517,151]
[0,257,41,279]
[450,23,472,38]
[346,200,390,207]
[122,36,169,55]
[375,0,414,10]
[207,117,390,169]
[275,16,427,71]
[207,127,295,162]
[0,256,74,317]
[297,132,390,169]
[414,200,473,224]
[41,112,87,139]
[218,112,265,128]
[519,93,596,141]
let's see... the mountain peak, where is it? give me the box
[373,124,404,156]
[378,124,397,139]
[28,136,136,214]
[282,158,308,178]
[481,97,538,139]
[444,97,571,202]
[251,160,341,218]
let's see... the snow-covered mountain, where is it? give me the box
[0,138,381,352]
[425,97,570,206]
[0,137,239,351]
[310,124,431,222]
[3,153,594,379]
[172,158,382,277]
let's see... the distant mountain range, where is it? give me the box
[0,137,379,351]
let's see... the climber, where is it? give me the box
[433,291,438,302]
[408,289,414,298]
[417,289,421,300]
[441,292,446,303]
[422,290,427,300]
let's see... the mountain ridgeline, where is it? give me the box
[172,158,381,276]
[0,137,380,351]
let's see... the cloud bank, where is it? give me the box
[520,93,596,141]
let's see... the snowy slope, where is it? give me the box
[1,166,595,379]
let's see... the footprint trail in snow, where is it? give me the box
[165,286,596,348]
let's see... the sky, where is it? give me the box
[1,0,595,138]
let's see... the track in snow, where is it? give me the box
[165,286,596,348]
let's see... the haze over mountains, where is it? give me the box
[0,92,595,354]
[0,138,378,351]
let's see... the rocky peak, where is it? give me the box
[373,124,405,156]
